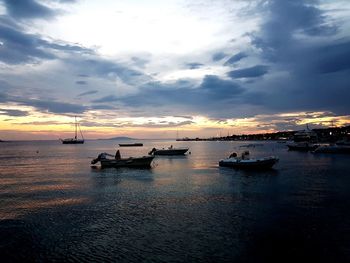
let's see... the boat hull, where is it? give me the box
[100,156,154,168]
[62,139,84,144]
[151,148,189,156]
[219,157,279,169]
[119,143,143,147]
[287,143,318,151]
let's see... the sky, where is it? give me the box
[0,0,350,140]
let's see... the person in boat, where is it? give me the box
[115,150,121,160]
[229,152,237,158]
[169,145,173,149]
[242,151,250,160]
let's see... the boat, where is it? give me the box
[148,146,189,156]
[286,125,319,151]
[219,151,279,169]
[292,126,318,142]
[61,117,84,144]
[313,144,350,154]
[91,151,154,168]
[119,143,143,147]
[287,142,319,151]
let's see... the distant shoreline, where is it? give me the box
[1,125,349,142]
[176,125,350,143]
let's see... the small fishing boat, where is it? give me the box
[148,146,189,156]
[313,145,350,154]
[61,117,84,144]
[286,142,318,151]
[219,151,279,169]
[91,151,154,168]
[119,143,143,147]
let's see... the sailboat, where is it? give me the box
[60,117,84,144]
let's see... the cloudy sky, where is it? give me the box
[0,0,349,140]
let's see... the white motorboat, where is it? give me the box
[219,151,279,169]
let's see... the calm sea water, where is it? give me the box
[0,140,350,262]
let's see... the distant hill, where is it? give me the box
[98,136,137,141]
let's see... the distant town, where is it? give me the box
[176,125,350,142]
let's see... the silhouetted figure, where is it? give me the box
[115,150,121,160]
[229,152,237,158]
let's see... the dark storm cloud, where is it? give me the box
[0,108,29,116]
[65,58,149,86]
[315,42,350,74]
[90,104,118,110]
[244,0,350,115]
[0,20,93,64]
[77,90,98,97]
[227,65,269,79]
[2,0,55,19]
[16,98,88,114]
[224,52,247,66]
[250,0,339,65]
[185,62,204,69]
[0,93,88,114]
[93,75,244,117]
[92,95,119,103]
[0,22,54,64]
[173,115,193,120]
[1,0,77,20]
[212,52,227,61]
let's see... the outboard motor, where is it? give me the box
[148,148,157,155]
[91,153,107,164]
[229,152,237,158]
[91,156,100,164]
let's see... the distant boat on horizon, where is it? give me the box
[60,117,84,144]
[119,143,143,147]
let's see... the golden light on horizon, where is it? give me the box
[1,106,350,140]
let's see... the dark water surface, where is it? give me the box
[0,140,350,262]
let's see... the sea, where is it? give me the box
[0,139,350,262]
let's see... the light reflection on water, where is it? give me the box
[0,140,350,262]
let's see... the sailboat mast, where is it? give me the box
[79,123,84,140]
[75,116,77,139]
